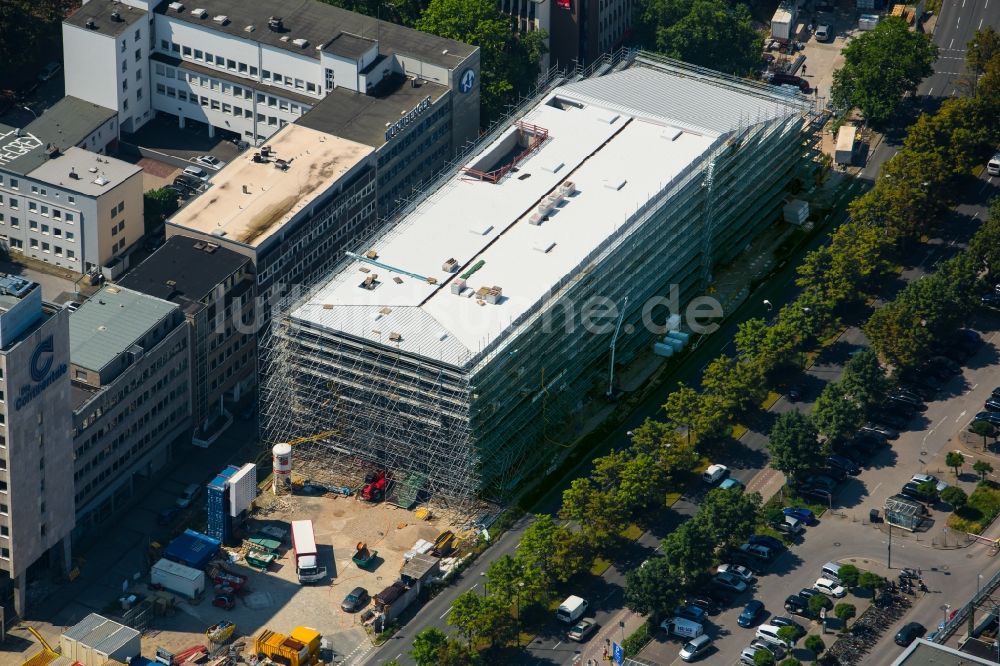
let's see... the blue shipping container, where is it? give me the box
[163,529,221,570]
[207,474,230,543]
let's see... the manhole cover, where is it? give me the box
[967,554,975,558]
[833,542,841,547]
[942,565,950,571]
[920,450,927,456]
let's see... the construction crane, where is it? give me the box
[19,626,58,666]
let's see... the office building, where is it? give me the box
[70,285,191,538]
[502,0,632,69]
[118,236,256,444]
[0,276,75,616]
[63,0,480,151]
[261,56,813,509]
[0,100,143,277]
[891,639,994,666]
[165,123,376,317]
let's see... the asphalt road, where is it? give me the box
[356,4,999,663]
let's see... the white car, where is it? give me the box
[988,152,1000,176]
[813,577,846,598]
[910,474,948,492]
[196,155,225,169]
[702,463,729,484]
[713,572,749,593]
[717,563,755,583]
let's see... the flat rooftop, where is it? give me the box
[65,0,146,38]
[28,147,140,196]
[292,61,808,368]
[155,0,476,69]
[891,639,995,665]
[69,285,178,374]
[0,97,119,176]
[297,74,448,149]
[167,124,373,249]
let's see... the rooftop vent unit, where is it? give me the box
[360,274,380,290]
[69,168,80,180]
[191,8,208,19]
[292,38,309,48]
[211,229,227,237]
[268,16,284,31]
[603,177,626,191]
[559,180,576,196]
[0,275,35,298]
[244,24,255,32]
[533,240,556,253]
[93,176,109,186]
[393,276,403,284]
[450,278,467,295]
[193,242,206,250]
[167,2,185,11]
[436,331,448,341]
[365,249,378,259]
[213,15,230,25]
[88,167,98,173]
[542,161,564,174]
[478,286,503,304]
[110,11,122,21]
[596,112,620,124]
[165,280,177,287]
[469,222,493,236]
[388,331,402,342]
[528,212,543,225]
[85,18,97,29]
[661,128,683,141]
[280,36,290,42]
[442,258,459,273]
[204,243,219,253]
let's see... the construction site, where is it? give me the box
[259,52,818,514]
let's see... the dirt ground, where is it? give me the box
[137,492,457,663]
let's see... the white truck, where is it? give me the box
[556,596,588,623]
[771,2,797,40]
[291,519,328,583]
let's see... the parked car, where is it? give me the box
[989,151,1000,177]
[713,572,749,593]
[798,486,833,503]
[341,587,370,612]
[985,398,1000,412]
[212,594,235,610]
[770,616,804,637]
[748,534,784,552]
[813,577,846,598]
[702,463,729,484]
[183,165,209,181]
[828,455,861,476]
[983,292,1000,309]
[740,646,769,665]
[156,506,181,525]
[974,411,1000,427]
[911,474,948,492]
[717,564,755,584]
[675,605,708,623]
[783,507,817,525]
[815,24,831,41]
[859,423,895,440]
[868,409,911,430]
[894,622,926,646]
[738,600,765,627]
[38,61,62,81]
[720,478,745,491]
[749,639,785,659]
[928,356,961,377]
[774,516,804,536]
[687,595,719,615]
[568,618,598,642]
[900,482,932,502]
[196,154,226,169]
[797,587,823,600]
[679,634,713,662]
[783,594,810,616]
[176,483,201,508]
[756,624,794,648]
[888,395,927,412]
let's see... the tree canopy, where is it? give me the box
[831,17,937,124]
[768,410,822,482]
[811,382,863,446]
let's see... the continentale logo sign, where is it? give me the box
[16,335,67,410]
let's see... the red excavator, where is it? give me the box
[360,471,387,502]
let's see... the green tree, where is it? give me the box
[968,26,1000,73]
[858,571,884,590]
[661,521,715,583]
[777,625,799,645]
[754,650,776,666]
[946,451,966,476]
[411,628,448,666]
[702,354,768,416]
[143,188,180,233]
[804,634,826,656]
[630,418,699,481]
[916,480,939,502]
[436,640,481,666]
[940,485,969,509]
[485,554,546,607]
[516,514,586,584]
[835,602,857,622]
[560,477,627,543]
[779,659,804,666]
[318,0,424,26]
[663,384,705,445]
[830,17,938,124]
[415,0,546,125]
[624,556,684,617]
[447,592,515,649]
[812,383,863,446]
[970,421,998,451]
[841,350,890,410]
[697,488,762,550]
[808,593,833,615]
[768,410,822,483]
[836,564,860,588]
[975,460,995,481]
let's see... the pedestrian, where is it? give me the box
[802,63,808,75]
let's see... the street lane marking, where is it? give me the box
[553,641,562,650]
[981,18,985,28]
[956,410,967,423]
[950,38,955,48]
[957,16,961,24]
[440,606,454,619]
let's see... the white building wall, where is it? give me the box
[155,19,263,80]
[320,53,360,93]
[259,45,323,94]
[0,173,91,272]
[63,25,121,115]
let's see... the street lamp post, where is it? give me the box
[887,520,892,569]
[515,581,524,647]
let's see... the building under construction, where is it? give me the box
[260,53,815,512]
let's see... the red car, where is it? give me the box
[212,594,235,610]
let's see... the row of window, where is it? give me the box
[0,214,77,239]
[6,237,77,260]
[0,196,77,221]
[158,40,321,95]
[156,84,294,128]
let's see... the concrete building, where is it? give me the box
[63,0,480,150]
[165,124,376,319]
[0,276,75,616]
[261,55,813,509]
[891,639,995,665]
[70,285,191,539]
[0,99,143,277]
[502,0,632,69]
[117,236,256,444]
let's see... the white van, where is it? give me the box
[661,617,704,639]
[756,623,793,648]
[988,152,1000,176]
[821,561,843,583]
[183,166,209,181]
[702,464,728,484]
[556,596,588,623]
[679,634,712,661]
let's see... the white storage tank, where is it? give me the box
[60,614,140,666]
[272,442,292,493]
[151,558,206,598]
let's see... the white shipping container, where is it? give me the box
[60,614,140,666]
[151,558,206,598]
[227,462,258,517]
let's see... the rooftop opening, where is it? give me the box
[460,121,548,184]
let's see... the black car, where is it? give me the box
[798,486,833,503]
[341,587,370,612]
[888,394,926,412]
[900,371,944,393]
[835,445,868,465]
[900,482,935,503]
[687,594,719,614]
[927,356,961,379]
[982,292,1000,309]
[898,380,937,401]
[894,622,925,646]
[974,411,1000,427]
[868,409,911,430]
[784,594,809,616]
[748,534,784,552]
[700,585,735,604]
[174,174,203,189]
[787,384,805,402]
[828,455,861,476]
[798,587,823,600]
[770,616,805,637]
[985,398,1000,412]
[992,386,1000,401]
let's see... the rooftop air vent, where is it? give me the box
[280,36,290,42]
[193,242,205,250]
[469,222,493,236]
[442,258,459,273]
[602,177,626,191]
[533,240,556,253]
[389,332,402,342]
[204,243,218,253]
[542,161,564,174]
[191,8,208,19]
[165,280,177,287]
[93,176,109,186]
[662,128,683,141]
[213,15,230,25]
[268,16,284,31]
[69,168,80,180]
[244,24,255,32]
[211,229,227,237]
[85,18,97,29]
[167,2,185,12]
[359,274,381,290]
[110,11,122,21]
[292,38,309,48]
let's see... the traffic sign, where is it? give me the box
[613,642,624,665]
